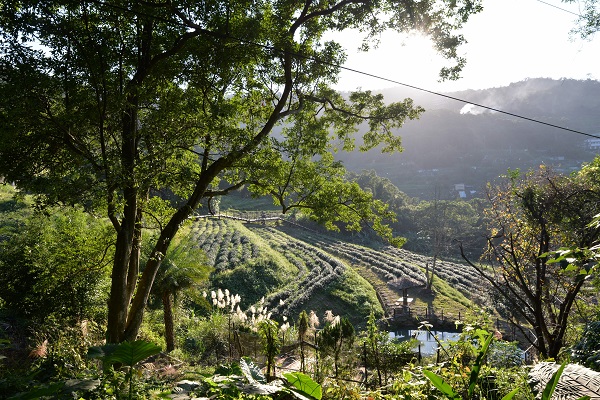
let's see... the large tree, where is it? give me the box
[461,162,600,358]
[0,0,481,343]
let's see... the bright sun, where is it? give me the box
[325,29,450,91]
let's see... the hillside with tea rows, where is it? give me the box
[192,217,488,324]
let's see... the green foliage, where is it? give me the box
[0,185,31,240]
[364,311,387,386]
[422,324,504,400]
[88,340,162,371]
[0,206,113,323]
[423,369,462,400]
[486,341,524,368]
[212,258,285,308]
[88,340,162,400]
[179,312,230,363]
[7,381,65,400]
[154,230,212,297]
[0,0,482,342]
[538,363,579,400]
[563,0,600,38]
[284,372,323,400]
[194,358,323,399]
[414,197,481,260]
[325,269,384,325]
[240,357,265,383]
[148,227,212,352]
[318,315,355,379]
[258,320,280,381]
[465,162,600,358]
[320,317,355,351]
[571,321,600,371]
[30,318,105,379]
[467,332,493,397]
[298,310,310,373]
[0,318,105,399]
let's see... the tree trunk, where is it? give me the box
[106,91,140,343]
[119,170,223,342]
[426,255,437,290]
[106,186,137,343]
[162,290,175,352]
[126,207,143,307]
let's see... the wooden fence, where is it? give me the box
[193,210,286,223]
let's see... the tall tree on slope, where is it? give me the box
[0,0,481,343]
[461,162,600,358]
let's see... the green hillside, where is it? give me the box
[192,216,485,328]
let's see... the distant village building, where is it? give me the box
[453,183,476,199]
[585,138,600,150]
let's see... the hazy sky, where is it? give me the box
[328,0,600,92]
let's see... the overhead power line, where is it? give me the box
[534,0,583,17]
[85,0,600,140]
[331,64,600,139]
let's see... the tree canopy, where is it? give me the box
[564,0,600,38]
[0,0,482,342]
[462,162,600,358]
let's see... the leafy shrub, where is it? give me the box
[0,207,113,323]
[571,320,600,371]
[487,340,524,368]
[181,313,229,363]
[0,318,105,398]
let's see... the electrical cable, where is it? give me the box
[331,64,600,139]
[533,0,583,17]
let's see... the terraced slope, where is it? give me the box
[191,217,487,325]
[192,218,383,325]
[272,223,487,305]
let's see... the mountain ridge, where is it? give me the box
[337,78,600,199]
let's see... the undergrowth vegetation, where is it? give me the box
[1,186,599,399]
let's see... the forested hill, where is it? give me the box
[380,78,600,126]
[337,78,600,199]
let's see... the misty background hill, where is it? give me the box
[337,78,600,200]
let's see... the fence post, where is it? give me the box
[314,331,319,380]
[363,342,368,385]
[228,318,233,360]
